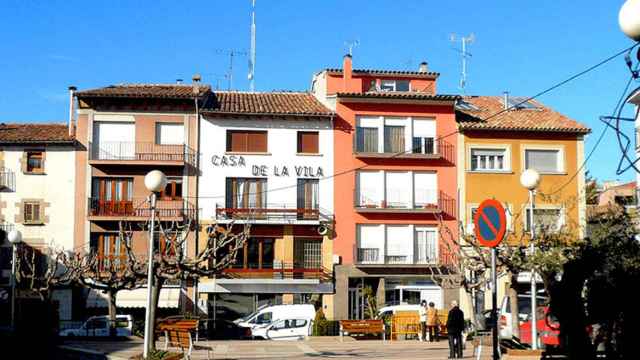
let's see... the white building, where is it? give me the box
[0,123,77,324]
[196,91,336,320]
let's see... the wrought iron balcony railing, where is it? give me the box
[223,261,332,282]
[356,243,455,267]
[355,189,456,216]
[88,197,196,219]
[88,141,196,165]
[215,203,334,224]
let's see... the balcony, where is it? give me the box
[0,167,14,191]
[356,243,456,268]
[88,198,196,221]
[223,262,333,282]
[354,137,454,162]
[354,190,456,216]
[215,203,334,225]
[88,142,196,166]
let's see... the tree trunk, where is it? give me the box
[508,278,520,339]
[107,290,117,337]
[148,277,164,350]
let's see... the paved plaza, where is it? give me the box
[61,337,482,359]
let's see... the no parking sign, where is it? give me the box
[473,199,507,248]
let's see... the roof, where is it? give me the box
[201,91,334,118]
[325,68,440,79]
[456,96,590,134]
[337,92,459,102]
[0,123,75,144]
[75,84,211,99]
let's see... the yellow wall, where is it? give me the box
[461,131,585,244]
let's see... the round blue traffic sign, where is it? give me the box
[474,199,507,247]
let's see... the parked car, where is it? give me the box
[250,318,312,340]
[59,315,133,337]
[234,304,316,334]
[519,307,560,348]
[499,294,548,340]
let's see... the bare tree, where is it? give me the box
[15,244,81,301]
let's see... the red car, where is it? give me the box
[519,307,560,347]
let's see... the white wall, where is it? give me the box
[198,116,334,220]
[1,146,76,251]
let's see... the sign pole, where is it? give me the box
[491,247,499,360]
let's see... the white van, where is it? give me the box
[250,318,312,340]
[377,304,422,319]
[234,304,316,333]
[499,294,547,340]
[59,315,133,337]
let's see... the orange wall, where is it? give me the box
[462,131,584,242]
[332,100,458,264]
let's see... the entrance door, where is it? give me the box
[293,239,322,273]
[348,287,365,320]
[297,179,319,220]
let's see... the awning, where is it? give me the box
[86,287,181,309]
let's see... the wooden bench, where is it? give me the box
[157,319,211,360]
[339,320,385,341]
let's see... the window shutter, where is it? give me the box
[247,131,267,152]
[225,178,233,208]
[525,150,559,172]
[297,132,319,153]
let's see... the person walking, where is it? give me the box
[447,300,465,359]
[426,301,439,342]
[419,300,428,341]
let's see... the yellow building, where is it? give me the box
[456,95,590,313]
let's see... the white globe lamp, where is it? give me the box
[520,169,541,191]
[619,0,640,41]
[7,230,22,245]
[144,170,167,193]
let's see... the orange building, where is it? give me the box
[456,95,589,314]
[313,55,460,319]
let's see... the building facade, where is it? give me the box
[195,91,335,323]
[73,83,203,313]
[456,95,589,315]
[313,55,460,320]
[0,123,77,325]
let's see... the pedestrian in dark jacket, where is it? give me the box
[446,300,465,359]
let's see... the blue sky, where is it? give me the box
[0,0,637,182]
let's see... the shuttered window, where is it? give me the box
[23,201,41,224]
[525,149,561,173]
[226,130,268,153]
[297,131,319,154]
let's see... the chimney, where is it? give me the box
[68,86,77,137]
[176,78,183,84]
[418,62,428,73]
[342,54,353,91]
[503,91,510,110]
[192,74,202,96]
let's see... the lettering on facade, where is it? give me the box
[211,155,246,167]
[213,154,323,177]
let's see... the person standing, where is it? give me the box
[447,300,465,359]
[426,302,439,342]
[419,300,428,341]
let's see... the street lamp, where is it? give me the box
[520,169,540,350]
[7,229,22,331]
[143,170,167,359]
[619,0,640,41]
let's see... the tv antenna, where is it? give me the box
[344,39,360,56]
[215,49,248,90]
[450,33,475,93]
[248,0,257,91]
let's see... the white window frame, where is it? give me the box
[467,144,511,173]
[355,115,435,155]
[356,170,438,209]
[414,226,438,264]
[467,203,513,235]
[522,145,565,174]
[523,205,564,233]
[357,224,440,265]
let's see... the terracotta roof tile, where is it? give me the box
[0,123,74,144]
[202,91,333,117]
[457,96,590,134]
[76,84,211,99]
[337,92,459,101]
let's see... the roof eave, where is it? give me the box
[458,126,591,135]
[201,111,334,119]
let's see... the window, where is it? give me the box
[253,312,272,325]
[90,233,127,270]
[91,178,134,216]
[471,149,507,171]
[357,224,384,263]
[415,227,437,264]
[412,118,436,155]
[226,130,268,153]
[356,127,379,152]
[297,131,319,154]
[357,171,384,207]
[525,208,563,232]
[234,238,275,269]
[297,179,319,219]
[23,201,42,224]
[26,151,44,173]
[385,172,411,208]
[380,80,410,91]
[161,177,183,200]
[294,239,322,269]
[225,178,267,209]
[414,172,437,208]
[384,125,405,153]
[525,149,561,173]
[356,170,437,209]
[156,123,184,145]
[385,225,412,264]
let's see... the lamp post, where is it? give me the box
[143,170,167,359]
[520,169,540,350]
[7,229,22,331]
[619,0,640,41]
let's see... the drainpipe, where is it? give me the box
[192,74,202,315]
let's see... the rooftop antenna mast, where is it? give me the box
[248,0,256,91]
[344,39,360,56]
[216,49,248,90]
[450,33,475,93]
